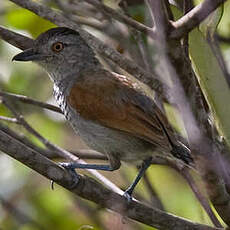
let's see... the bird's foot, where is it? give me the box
[123,188,133,202]
[59,162,80,189]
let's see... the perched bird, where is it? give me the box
[12,27,192,199]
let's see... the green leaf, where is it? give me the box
[217,1,230,37]
[199,5,224,38]
[6,8,54,37]
[189,28,230,147]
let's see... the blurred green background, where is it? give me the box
[0,1,230,229]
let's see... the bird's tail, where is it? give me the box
[154,111,193,164]
[171,142,193,164]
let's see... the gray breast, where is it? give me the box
[53,83,155,162]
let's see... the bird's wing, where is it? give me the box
[67,69,175,151]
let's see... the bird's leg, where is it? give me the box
[60,162,119,171]
[52,158,120,190]
[123,157,152,201]
[60,153,121,172]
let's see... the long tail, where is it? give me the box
[171,142,193,164]
[155,114,193,164]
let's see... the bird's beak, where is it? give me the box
[12,48,44,62]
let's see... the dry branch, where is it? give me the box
[171,0,227,39]
[0,124,221,230]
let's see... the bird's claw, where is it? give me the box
[123,189,133,202]
[59,162,80,189]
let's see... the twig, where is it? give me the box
[120,2,152,73]
[0,121,107,161]
[0,26,34,50]
[0,115,19,123]
[181,0,193,57]
[83,0,156,38]
[0,128,220,230]
[163,0,174,21]
[0,91,62,113]
[171,0,227,39]
[180,166,222,228]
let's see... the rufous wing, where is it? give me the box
[67,69,175,151]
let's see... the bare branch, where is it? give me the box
[0,26,34,50]
[0,91,62,113]
[83,0,156,38]
[146,0,171,35]
[0,115,19,123]
[0,126,221,230]
[171,0,227,39]
[120,2,152,73]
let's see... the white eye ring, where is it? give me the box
[52,42,64,52]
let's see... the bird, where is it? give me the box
[12,27,192,199]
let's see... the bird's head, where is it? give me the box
[13,27,99,83]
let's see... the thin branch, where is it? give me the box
[171,0,227,39]
[0,121,107,161]
[0,91,62,113]
[0,115,19,123]
[0,128,220,230]
[180,167,222,227]
[147,0,171,35]
[120,2,152,73]
[181,0,193,57]
[3,98,75,161]
[0,26,34,50]
[163,0,174,21]
[7,0,164,94]
[83,0,156,38]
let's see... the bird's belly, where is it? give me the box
[53,86,156,161]
[66,105,155,161]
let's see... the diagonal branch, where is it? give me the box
[0,26,34,50]
[0,125,221,230]
[0,91,62,113]
[83,0,156,38]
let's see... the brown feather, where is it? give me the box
[67,69,175,151]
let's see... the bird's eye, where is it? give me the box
[52,42,64,52]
